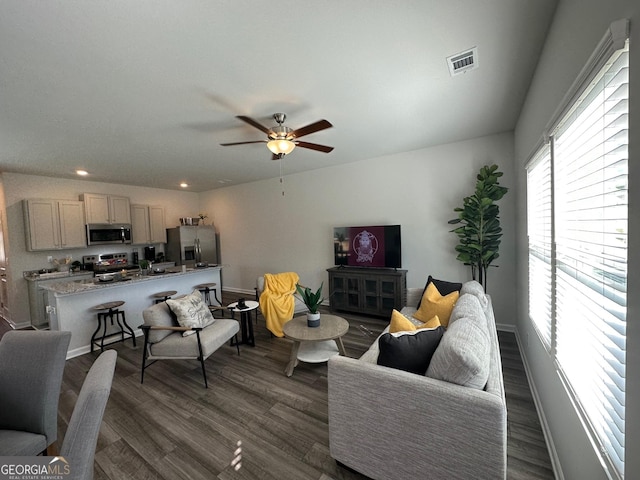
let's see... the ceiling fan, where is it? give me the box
[220,113,334,159]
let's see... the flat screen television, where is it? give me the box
[333,225,401,269]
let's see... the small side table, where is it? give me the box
[282,314,349,377]
[228,300,259,347]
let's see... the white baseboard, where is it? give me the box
[9,320,31,330]
[514,327,564,480]
[496,323,515,332]
[66,330,143,360]
[223,287,255,296]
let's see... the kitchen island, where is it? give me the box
[42,266,223,358]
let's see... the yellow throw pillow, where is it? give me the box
[413,282,459,327]
[418,314,442,329]
[389,309,441,333]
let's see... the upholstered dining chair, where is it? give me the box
[0,330,71,456]
[60,350,117,480]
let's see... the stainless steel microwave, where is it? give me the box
[86,224,132,246]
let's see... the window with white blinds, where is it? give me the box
[525,26,628,479]
[553,42,628,478]
[527,146,553,348]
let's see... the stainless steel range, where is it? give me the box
[82,252,130,273]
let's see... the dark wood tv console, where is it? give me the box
[327,267,407,318]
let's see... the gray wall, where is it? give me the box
[514,0,640,478]
[199,132,517,328]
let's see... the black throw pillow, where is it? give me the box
[416,275,463,309]
[377,326,445,375]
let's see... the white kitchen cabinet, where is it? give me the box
[23,199,86,251]
[81,193,131,224]
[131,204,166,244]
[149,205,167,243]
[130,204,149,244]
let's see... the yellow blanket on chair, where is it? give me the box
[260,272,299,337]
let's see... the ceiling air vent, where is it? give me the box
[447,47,478,76]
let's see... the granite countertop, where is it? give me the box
[40,266,221,295]
[24,270,94,282]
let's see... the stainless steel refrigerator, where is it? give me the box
[166,225,219,267]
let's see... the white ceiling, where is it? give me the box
[0,0,558,192]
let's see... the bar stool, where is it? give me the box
[152,290,177,304]
[90,300,136,352]
[194,282,225,317]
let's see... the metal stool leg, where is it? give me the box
[111,308,126,343]
[202,286,226,318]
[200,288,211,305]
[90,314,103,353]
[99,312,108,352]
[211,287,222,307]
[120,310,136,347]
[212,288,225,317]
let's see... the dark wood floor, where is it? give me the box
[51,292,555,479]
[498,329,555,480]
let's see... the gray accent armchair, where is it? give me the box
[140,301,240,387]
[60,350,116,480]
[0,330,71,456]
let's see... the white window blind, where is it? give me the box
[527,145,553,348]
[552,42,628,479]
[526,20,628,478]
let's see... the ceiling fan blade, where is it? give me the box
[290,119,333,139]
[295,141,334,153]
[220,140,267,146]
[237,116,272,135]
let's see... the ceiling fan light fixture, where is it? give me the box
[222,113,333,156]
[267,139,296,155]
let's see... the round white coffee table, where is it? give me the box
[282,314,349,377]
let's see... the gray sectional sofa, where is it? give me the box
[328,281,507,480]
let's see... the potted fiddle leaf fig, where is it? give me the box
[448,164,508,292]
[296,282,324,327]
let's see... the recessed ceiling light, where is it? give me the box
[180,182,188,188]
[76,170,89,176]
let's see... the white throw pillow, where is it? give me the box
[166,289,215,336]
